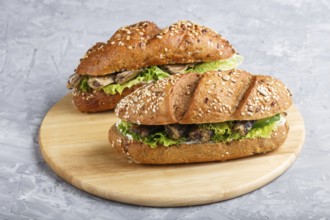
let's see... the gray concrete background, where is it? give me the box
[1,0,329,219]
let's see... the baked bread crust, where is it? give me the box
[76,20,236,76]
[108,122,289,164]
[72,84,143,112]
[115,70,292,124]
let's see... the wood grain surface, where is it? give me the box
[39,94,305,207]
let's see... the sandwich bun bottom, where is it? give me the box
[108,123,289,164]
[72,84,143,113]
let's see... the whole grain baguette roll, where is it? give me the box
[115,70,292,124]
[108,122,289,164]
[69,20,238,112]
[111,70,292,164]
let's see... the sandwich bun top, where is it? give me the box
[115,70,292,125]
[76,20,236,76]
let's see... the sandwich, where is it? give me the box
[66,20,242,112]
[109,70,292,164]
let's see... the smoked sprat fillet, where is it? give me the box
[109,70,292,164]
[67,20,240,112]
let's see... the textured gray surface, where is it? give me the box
[1,0,329,219]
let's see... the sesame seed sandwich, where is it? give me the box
[109,70,292,164]
[66,20,242,112]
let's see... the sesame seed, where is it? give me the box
[115,33,121,39]
[257,87,269,96]
[139,42,146,48]
[222,75,230,81]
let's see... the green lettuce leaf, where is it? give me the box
[102,66,170,95]
[198,114,282,143]
[199,121,239,143]
[117,121,183,148]
[80,78,89,92]
[143,132,182,148]
[245,114,281,139]
[118,121,133,137]
[251,114,281,129]
[186,54,243,73]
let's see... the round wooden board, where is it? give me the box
[39,94,305,207]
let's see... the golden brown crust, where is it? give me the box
[115,70,293,124]
[72,84,143,113]
[233,75,293,120]
[181,71,292,123]
[108,123,289,164]
[180,70,253,123]
[76,20,235,76]
[115,73,202,124]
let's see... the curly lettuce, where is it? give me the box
[80,78,89,92]
[102,66,170,95]
[118,121,184,148]
[199,114,282,143]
